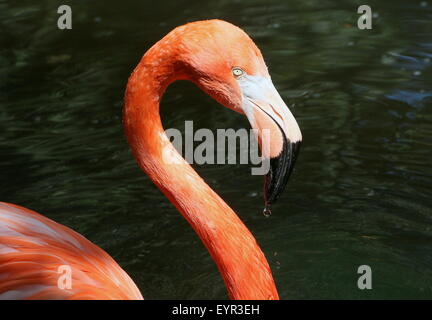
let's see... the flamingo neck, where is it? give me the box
[123,48,279,300]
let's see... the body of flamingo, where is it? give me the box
[0,19,301,300]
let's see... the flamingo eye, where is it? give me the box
[232,67,244,77]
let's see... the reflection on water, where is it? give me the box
[1,0,431,299]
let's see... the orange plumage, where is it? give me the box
[0,202,142,299]
[0,19,303,300]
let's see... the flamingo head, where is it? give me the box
[174,20,303,208]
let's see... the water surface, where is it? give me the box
[1,0,431,299]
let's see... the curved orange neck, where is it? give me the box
[123,44,279,300]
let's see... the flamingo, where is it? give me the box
[0,19,301,300]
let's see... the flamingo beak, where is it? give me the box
[238,75,302,208]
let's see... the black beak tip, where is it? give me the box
[264,139,301,210]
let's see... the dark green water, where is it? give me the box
[1,0,432,299]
